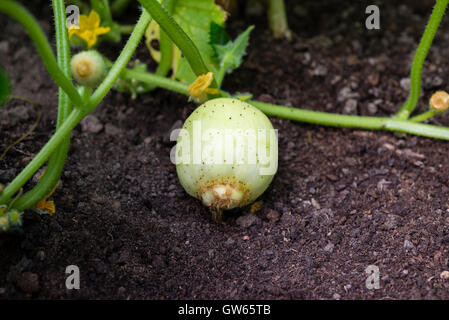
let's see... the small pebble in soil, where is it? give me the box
[236,213,260,228]
[266,209,280,223]
[404,240,415,249]
[400,78,411,91]
[324,243,335,253]
[105,123,120,136]
[440,271,449,280]
[367,102,378,114]
[343,99,358,114]
[384,214,399,230]
[81,115,103,134]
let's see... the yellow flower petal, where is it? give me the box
[95,26,111,37]
[188,72,214,100]
[67,10,109,47]
[35,200,56,216]
[68,26,79,39]
[35,182,58,216]
[87,10,101,29]
[79,14,90,28]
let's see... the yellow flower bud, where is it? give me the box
[70,50,106,88]
[430,91,449,112]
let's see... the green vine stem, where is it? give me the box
[108,67,449,141]
[85,10,151,112]
[395,0,449,119]
[137,0,218,87]
[0,0,83,107]
[409,109,438,122]
[251,100,449,140]
[268,0,291,39]
[121,68,189,95]
[0,10,152,206]
[13,0,74,210]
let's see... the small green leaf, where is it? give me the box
[209,21,230,48]
[0,66,11,107]
[213,25,255,86]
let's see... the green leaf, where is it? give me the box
[213,25,254,86]
[171,0,227,84]
[0,66,11,107]
[209,21,230,48]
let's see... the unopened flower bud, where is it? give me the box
[430,91,449,113]
[70,50,106,88]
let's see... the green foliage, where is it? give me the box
[213,25,254,85]
[209,21,230,50]
[171,0,226,83]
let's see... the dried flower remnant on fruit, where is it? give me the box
[188,72,219,101]
[68,10,110,47]
[430,91,449,112]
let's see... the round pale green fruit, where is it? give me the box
[70,50,106,88]
[175,98,278,211]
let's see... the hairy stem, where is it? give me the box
[85,10,151,112]
[268,0,291,39]
[395,0,449,119]
[0,0,83,107]
[13,0,74,210]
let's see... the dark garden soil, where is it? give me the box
[2,0,449,299]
